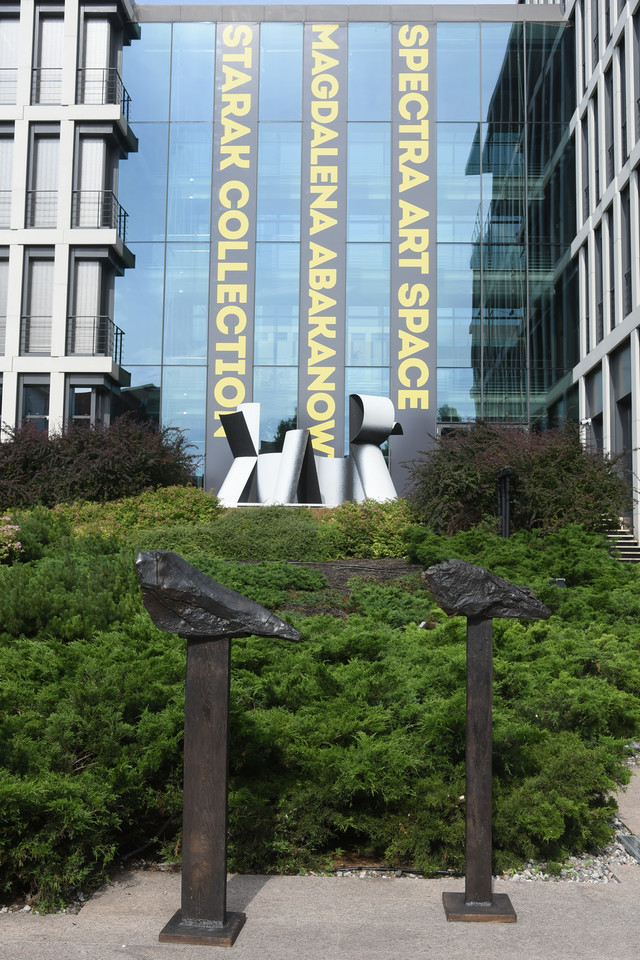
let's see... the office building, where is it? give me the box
[1,1,639,527]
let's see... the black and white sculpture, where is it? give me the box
[217,393,403,507]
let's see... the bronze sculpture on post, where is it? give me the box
[136,550,301,947]
[422,559,550,923]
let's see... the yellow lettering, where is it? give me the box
[309,242,337,267]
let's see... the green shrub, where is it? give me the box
[0,537,140,642]
[55,486,220,539]
[321,499,415,558]
[134,505,332,561]
[407,421,629,534]
[1,513,639,909]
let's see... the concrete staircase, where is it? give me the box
[607,526,640,563]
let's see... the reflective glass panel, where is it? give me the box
[166,123,212,239]
[163,243,209,363]
[114,242,164,364]
[437,23,480,121]
[252,365,298,452]
[119,364,161,423]
[118,123,168,241]
[123,22,170,122]
[436,243,476,368]
[436,367,476,421]
[259,23,303,121]
[437,123,481,243]
[348,23,391,121]
[481,23,523,124]
[170,22,215,121]
[347,123,391,241]
[161,365,206,467]
[256,123,301,241]
[346,244,390,366]
[254,243,299,365]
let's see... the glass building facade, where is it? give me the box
[114,4,578,492]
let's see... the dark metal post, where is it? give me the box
[464,617,493,906]
[136,550,301,948]
[182,637,233,924]
[160,636,246,946]
[422,559,550,924]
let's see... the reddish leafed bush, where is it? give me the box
[0,416,196,508]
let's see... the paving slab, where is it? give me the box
[2,865,639,960]
[617,763,640,834]
[3,770,639,960]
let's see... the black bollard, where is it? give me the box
[136,550,301,947]
[422,559,550,923]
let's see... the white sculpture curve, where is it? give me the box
[217,394,403,507]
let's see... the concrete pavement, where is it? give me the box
[1,770,638,960]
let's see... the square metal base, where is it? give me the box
[442,892,517,923]
[159,909,246,946]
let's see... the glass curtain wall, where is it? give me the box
[117,22,213,473]
[436,20,576,426]
[116,17,576,481]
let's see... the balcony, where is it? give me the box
[25,191,58,228]
[76,68,132,122]
[66,315,123,365]
[71,191,128,242]
[31,68,62,105]
[20,316,51,355]
[0,68,17,105]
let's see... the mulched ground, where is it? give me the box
[283,558,424,617]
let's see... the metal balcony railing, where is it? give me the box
[76,68,131,121]
[0,68,17,105]
[25,191,58,228]
[624,269,632,317]
[66,315,123,365]
[31,68,62,105]
[71,190,128,242]
[593,33,599,69]
[0,191,11,228]
[20,316,52,355]
[621,119,628,161]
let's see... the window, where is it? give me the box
[604,66,614,183]
[21,251,54,355]
[620,185,632,316]
[619,41,627,161]
[594,224,603,342]
[67,376,114,428]
[0,251,7,355]
[0,14,19,105]
[0,126,12,228]
[72,128,124,237]
[26,125,59,228]
[20,376,50,433]
[77,17,112,105]
[32,6,64,105]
